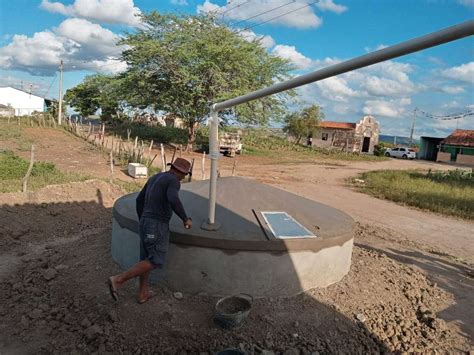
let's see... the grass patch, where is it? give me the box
[355,169,474,219]
[112,179,146,193]
[0,151,89,193]
[0,120,35,151]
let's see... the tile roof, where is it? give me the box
[442,129,474,147]
[319,121,356,130]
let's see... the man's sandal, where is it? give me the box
[107,277,119,301]
[137,291,156,304]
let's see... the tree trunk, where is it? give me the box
[187,122,196,152]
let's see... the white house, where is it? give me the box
[0,86,50,116]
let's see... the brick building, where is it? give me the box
[313,116,380,154]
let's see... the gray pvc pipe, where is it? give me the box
[214,20,474,112]
[205,20,474,228]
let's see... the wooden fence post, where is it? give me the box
[22,145,35,193]
[188,158,195,182]
[148,140,153,163]
[232,159,237,176]
[109,150,114,183]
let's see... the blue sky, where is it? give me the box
[0,0,473,137]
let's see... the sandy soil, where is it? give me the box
[0,126,472,353]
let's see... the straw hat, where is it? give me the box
[169,158,191,174]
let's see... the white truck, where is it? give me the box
[219,132,242,157]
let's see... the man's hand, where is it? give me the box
[184,218,192,229]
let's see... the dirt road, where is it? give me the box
[233,158,473,263]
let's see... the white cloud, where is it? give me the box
[197,0,220,13]
[441,100,461,109]
[350,61,421,97]
[272,45,312,69]
[440,86,465,94]
[198,0,323,29]
[364,44,388,52]
[363,98,411,118]
[57,18,120,55]
[316,0,347,14]
[363,76,418,97]
[171,0,188,5]
[332,104,352,115]
[458,0,474,7]
[0,19,126,75]
[239,30,275,49]
[40,0,141,26]
[441,62,474,83]
[316,77,359,102]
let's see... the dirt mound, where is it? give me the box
[0,180,123,254]
[0,198,469,353]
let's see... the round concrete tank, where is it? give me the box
[111,176,354,298]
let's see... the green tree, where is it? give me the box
[119,12,295,149]
[284,104,324,144]
[64,75,124,120]
[64,75,101,117]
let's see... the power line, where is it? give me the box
[43,72,57,98]
[415,108,474,121]
[230,0,297,28]
[235,0,320,34]
[219,0,251,17]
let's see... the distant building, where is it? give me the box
[419,136,444,161]
[439,129,474,166]
[163,113,186,129]
[0,103,15,117]
[313,116,380,154]
[0,86,52,116]
[419,129,474,166]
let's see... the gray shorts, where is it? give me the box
[139,217,170,268]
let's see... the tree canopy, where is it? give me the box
[283,105,324,144]
[65,12,298,147]
[64,74,124,120]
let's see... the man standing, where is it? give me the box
[108,158,193,304]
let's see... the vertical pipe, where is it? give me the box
[207,108,219,227]
[58,60,64,125]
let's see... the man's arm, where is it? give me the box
[136,182,147,219]
[167,179,188,222]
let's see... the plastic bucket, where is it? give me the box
[214,293,253,329]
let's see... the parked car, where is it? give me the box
[385,147,416,159]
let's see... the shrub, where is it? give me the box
[113,124,188,145]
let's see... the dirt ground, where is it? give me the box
[0,127,473,353]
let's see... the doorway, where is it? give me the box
[362,136,370,153]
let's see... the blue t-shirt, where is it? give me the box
[136,172,188,222]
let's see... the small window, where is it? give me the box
[400,148,406,151]
[322,133,329,141]
[392,148,399,151]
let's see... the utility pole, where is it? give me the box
[409,108,417,146]
[58,60,64,125]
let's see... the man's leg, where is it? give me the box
[109,260,154,292]
[138,270,152,302]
